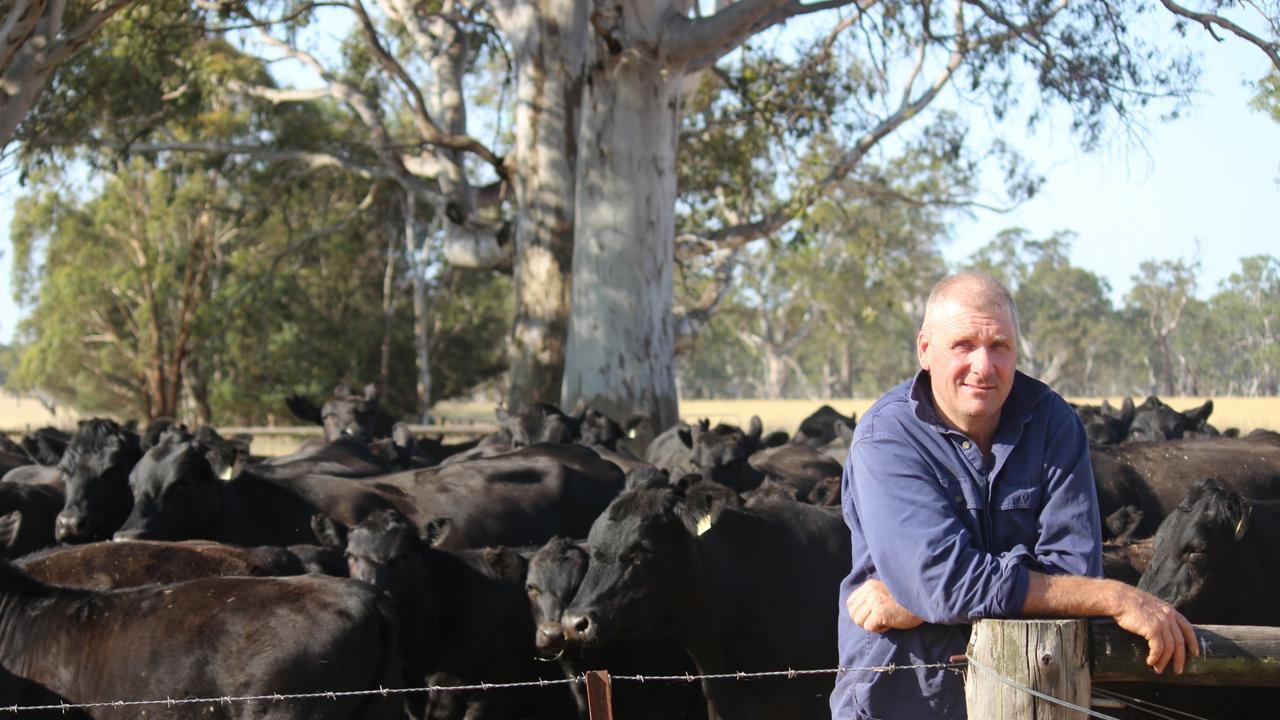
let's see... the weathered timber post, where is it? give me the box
[585,670,613,720]
[966,619,1090,719]
[1092,620,1280,686]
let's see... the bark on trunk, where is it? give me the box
[496,0,588,409]
[404,193,432,424]
[562,31,681,431]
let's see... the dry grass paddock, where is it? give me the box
[4,391,1278,456]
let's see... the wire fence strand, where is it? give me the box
[0,662,966,714]
[965,654,1124,720]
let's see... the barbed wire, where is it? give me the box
[0,662,963,714]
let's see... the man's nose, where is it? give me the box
[969,347,992,374]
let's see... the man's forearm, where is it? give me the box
[1019,570,1199,675]
[1020,571,1124,617]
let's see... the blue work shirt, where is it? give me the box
[830,370,1101,720]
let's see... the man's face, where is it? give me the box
[916,296,1017,438]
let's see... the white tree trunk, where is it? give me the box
[562,31,682,430]
[494,0,588,409]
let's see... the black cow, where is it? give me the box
[688,418,766,493]
[1128,396,1216,442]
[0,482,64,558]
[746,443,842,499]
[790,405,856,449]
[286,382,396,441]
[16,538,340,589]
[497,403,581,448]
[19,426,69,466]
[314,511,575,720]
[1075,397,1136,446]
[1091,434,1280,540]
[249,435,391,480]
[525,537,707,720]
[1139,478,1280,625]
[118,438,623,551]
[562,480,850,719]
[0,558,402,719]
[114,434,407,546]
[53,419,143,544]
[642,419,708,472]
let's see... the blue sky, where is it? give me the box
[0,25,1276,343]
[946,33,1279,303]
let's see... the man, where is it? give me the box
[831,272,1197,720]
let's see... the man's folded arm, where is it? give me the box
[850,435,1033,625]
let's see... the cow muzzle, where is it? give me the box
[55,511,99,543]
[561,611,600,645]
[535,621,567,656]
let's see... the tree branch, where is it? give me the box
[669,0,870,72]
[1158,0,1280,70]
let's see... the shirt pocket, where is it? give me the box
[991,482,1043,551]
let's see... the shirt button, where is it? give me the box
[962,441,971,449]
[955,495,964,504]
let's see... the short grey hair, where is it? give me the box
[921,272,1020,336]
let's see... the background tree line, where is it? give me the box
[1,0,1277,424]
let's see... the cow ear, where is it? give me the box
[678,481,728,538]
[1118,398,1136,428]
[1188,400,1214,428]
[1234,502,1252,542]
[747,416,762,441]
[363,383,379,402]
[0,511,21,550]
[677,426,693,449]
[311,514,348,550]
[568,398,587,421]
[422,517,453,547]
[672,472,703,495]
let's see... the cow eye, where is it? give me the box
[526,584,541,597]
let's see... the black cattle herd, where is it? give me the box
[0,388,1277,719]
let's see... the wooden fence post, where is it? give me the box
[966,619,1090,719]
[585,670,613,720]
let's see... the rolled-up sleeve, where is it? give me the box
[848,432,1031,625]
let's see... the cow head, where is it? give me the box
[318,383,381,442]
[113,435,221,542]
[1128,397,1213,442]
[55,419,142,544]
[1138,478,1260,624]
[526,537,591,657]
[576,406,625,450]
[792,405,856,449]
[496,403,581,448]
[561,478,728,647]
[689,418,765,493]
[312,510,450,587]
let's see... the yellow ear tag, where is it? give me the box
[219,466,234,481]
[696,514,713,536]
[628,428,637,439]
[1235,517,1246,536]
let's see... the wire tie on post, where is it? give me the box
[685,672,694,684]
[379,685,388,697]
[787,668,796,679]
[735,671,745,681]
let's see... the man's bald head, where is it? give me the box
[921,272,1019,337]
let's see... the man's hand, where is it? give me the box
[847,579,924,633]
[1022,573,1199,675]
[1111,584,1199,675]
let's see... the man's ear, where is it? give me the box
[677,481,729,538]
[311,514,347,550]
[916,330,931,371]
